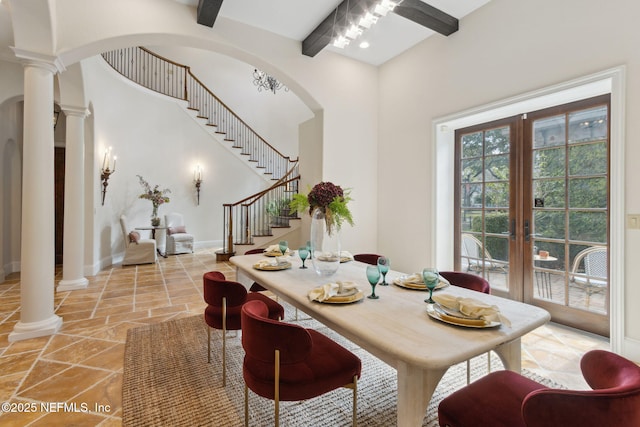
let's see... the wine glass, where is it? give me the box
[366,265,381,299]
[422,267,439,304]
[377,256,390,286]
[278,240,288,264]
[298,247,309,269]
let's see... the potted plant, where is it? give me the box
[266,197,293,227]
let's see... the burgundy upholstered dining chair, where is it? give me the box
[353,253,383,265]
[241,300,362,427]
[203,271,284,386]
[244,248,268,292]
[439,271,491,384]
[438,349,640,427]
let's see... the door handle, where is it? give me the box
[510,219,516,241]
[524,219,530,242]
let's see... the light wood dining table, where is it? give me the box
[231,254,550,426]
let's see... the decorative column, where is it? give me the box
[9,52,64,341]
[57,106,90,291]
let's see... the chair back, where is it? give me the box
[165,212,185,228]
[522,350,640,426]
[439,271,490,294]
[353,253,382,265]
[203,271,248,309]
[242,300,312,364]
[570,246,608,287]
[120,215,130,240]
[584,248,607,281]
[245,248,265,255]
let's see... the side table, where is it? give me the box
[135,226,168,258]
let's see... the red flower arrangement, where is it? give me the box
[291,181,353,235]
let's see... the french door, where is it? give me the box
[454,95,610,336]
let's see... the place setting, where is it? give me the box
[307,281,364,304]
[421,268,510,329]
[253,241,293,271]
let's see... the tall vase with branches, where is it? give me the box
[137,175,171,226]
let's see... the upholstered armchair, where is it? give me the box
[203,271,284,386]
[119,215,156,266]
[164,212,194,255]
[241,299,362,427]
[438,349,640,427]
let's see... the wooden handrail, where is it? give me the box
[102,46,295,166]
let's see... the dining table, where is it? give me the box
[231,253,551,426]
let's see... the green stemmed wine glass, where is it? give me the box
[422,267,439,304]
[366,265,381,299]
[278,240,288,263]
[377,256,390,286]
[298,247,309,269]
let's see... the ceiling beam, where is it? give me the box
[393,0,458,36]
[302,0,458,58]
[197,0,224,27]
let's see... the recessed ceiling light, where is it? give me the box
[359,41,370,49]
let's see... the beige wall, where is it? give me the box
[379,0,640,356]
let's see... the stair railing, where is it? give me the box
[221,162,300,256]
[101,46,296,180]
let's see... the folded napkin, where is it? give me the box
[432,294,511,327]
[265,244,290,254]
[308,281,357,302]
[254,259,279,268]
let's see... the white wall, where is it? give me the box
[81,56,268,269]
[379,0,640,354]
[148,46,313,160]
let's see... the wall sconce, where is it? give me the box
[194,164,203,205]
[101,147,116,206]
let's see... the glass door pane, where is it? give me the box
[527,99,609,336]
[457,121,513,292]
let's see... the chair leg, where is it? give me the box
[244,383,249,427]
[466,359,471,384]
[274,349,280,427]
[207,327,211,363]
[222,297,227,387]
[352,375,358,427]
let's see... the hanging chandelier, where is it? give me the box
[332,0,399,49]
[253,69,288,94]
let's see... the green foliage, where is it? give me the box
[266,197,293,217]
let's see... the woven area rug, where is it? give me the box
[123,307,562,426]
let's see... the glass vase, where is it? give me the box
[310,207,341,277]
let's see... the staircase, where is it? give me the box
[101,47,301,257]
[101,47,296,181]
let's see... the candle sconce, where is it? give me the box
[101,147,116,206]
[194,165,203,206]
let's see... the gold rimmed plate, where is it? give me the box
[426,304,500,328]
[393,276,449,291]
[253,261,292,271]
[264,251,290,257]
[320,289,364,304]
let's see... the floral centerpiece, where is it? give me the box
[290,181,354,236]
[137,175,171,226]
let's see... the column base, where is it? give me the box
[8,315,63,342]
[57,277,89,291]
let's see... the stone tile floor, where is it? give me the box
[0,249,609,426]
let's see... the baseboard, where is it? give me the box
[623,336,640,362]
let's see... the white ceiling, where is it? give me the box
[177,0,492,65]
